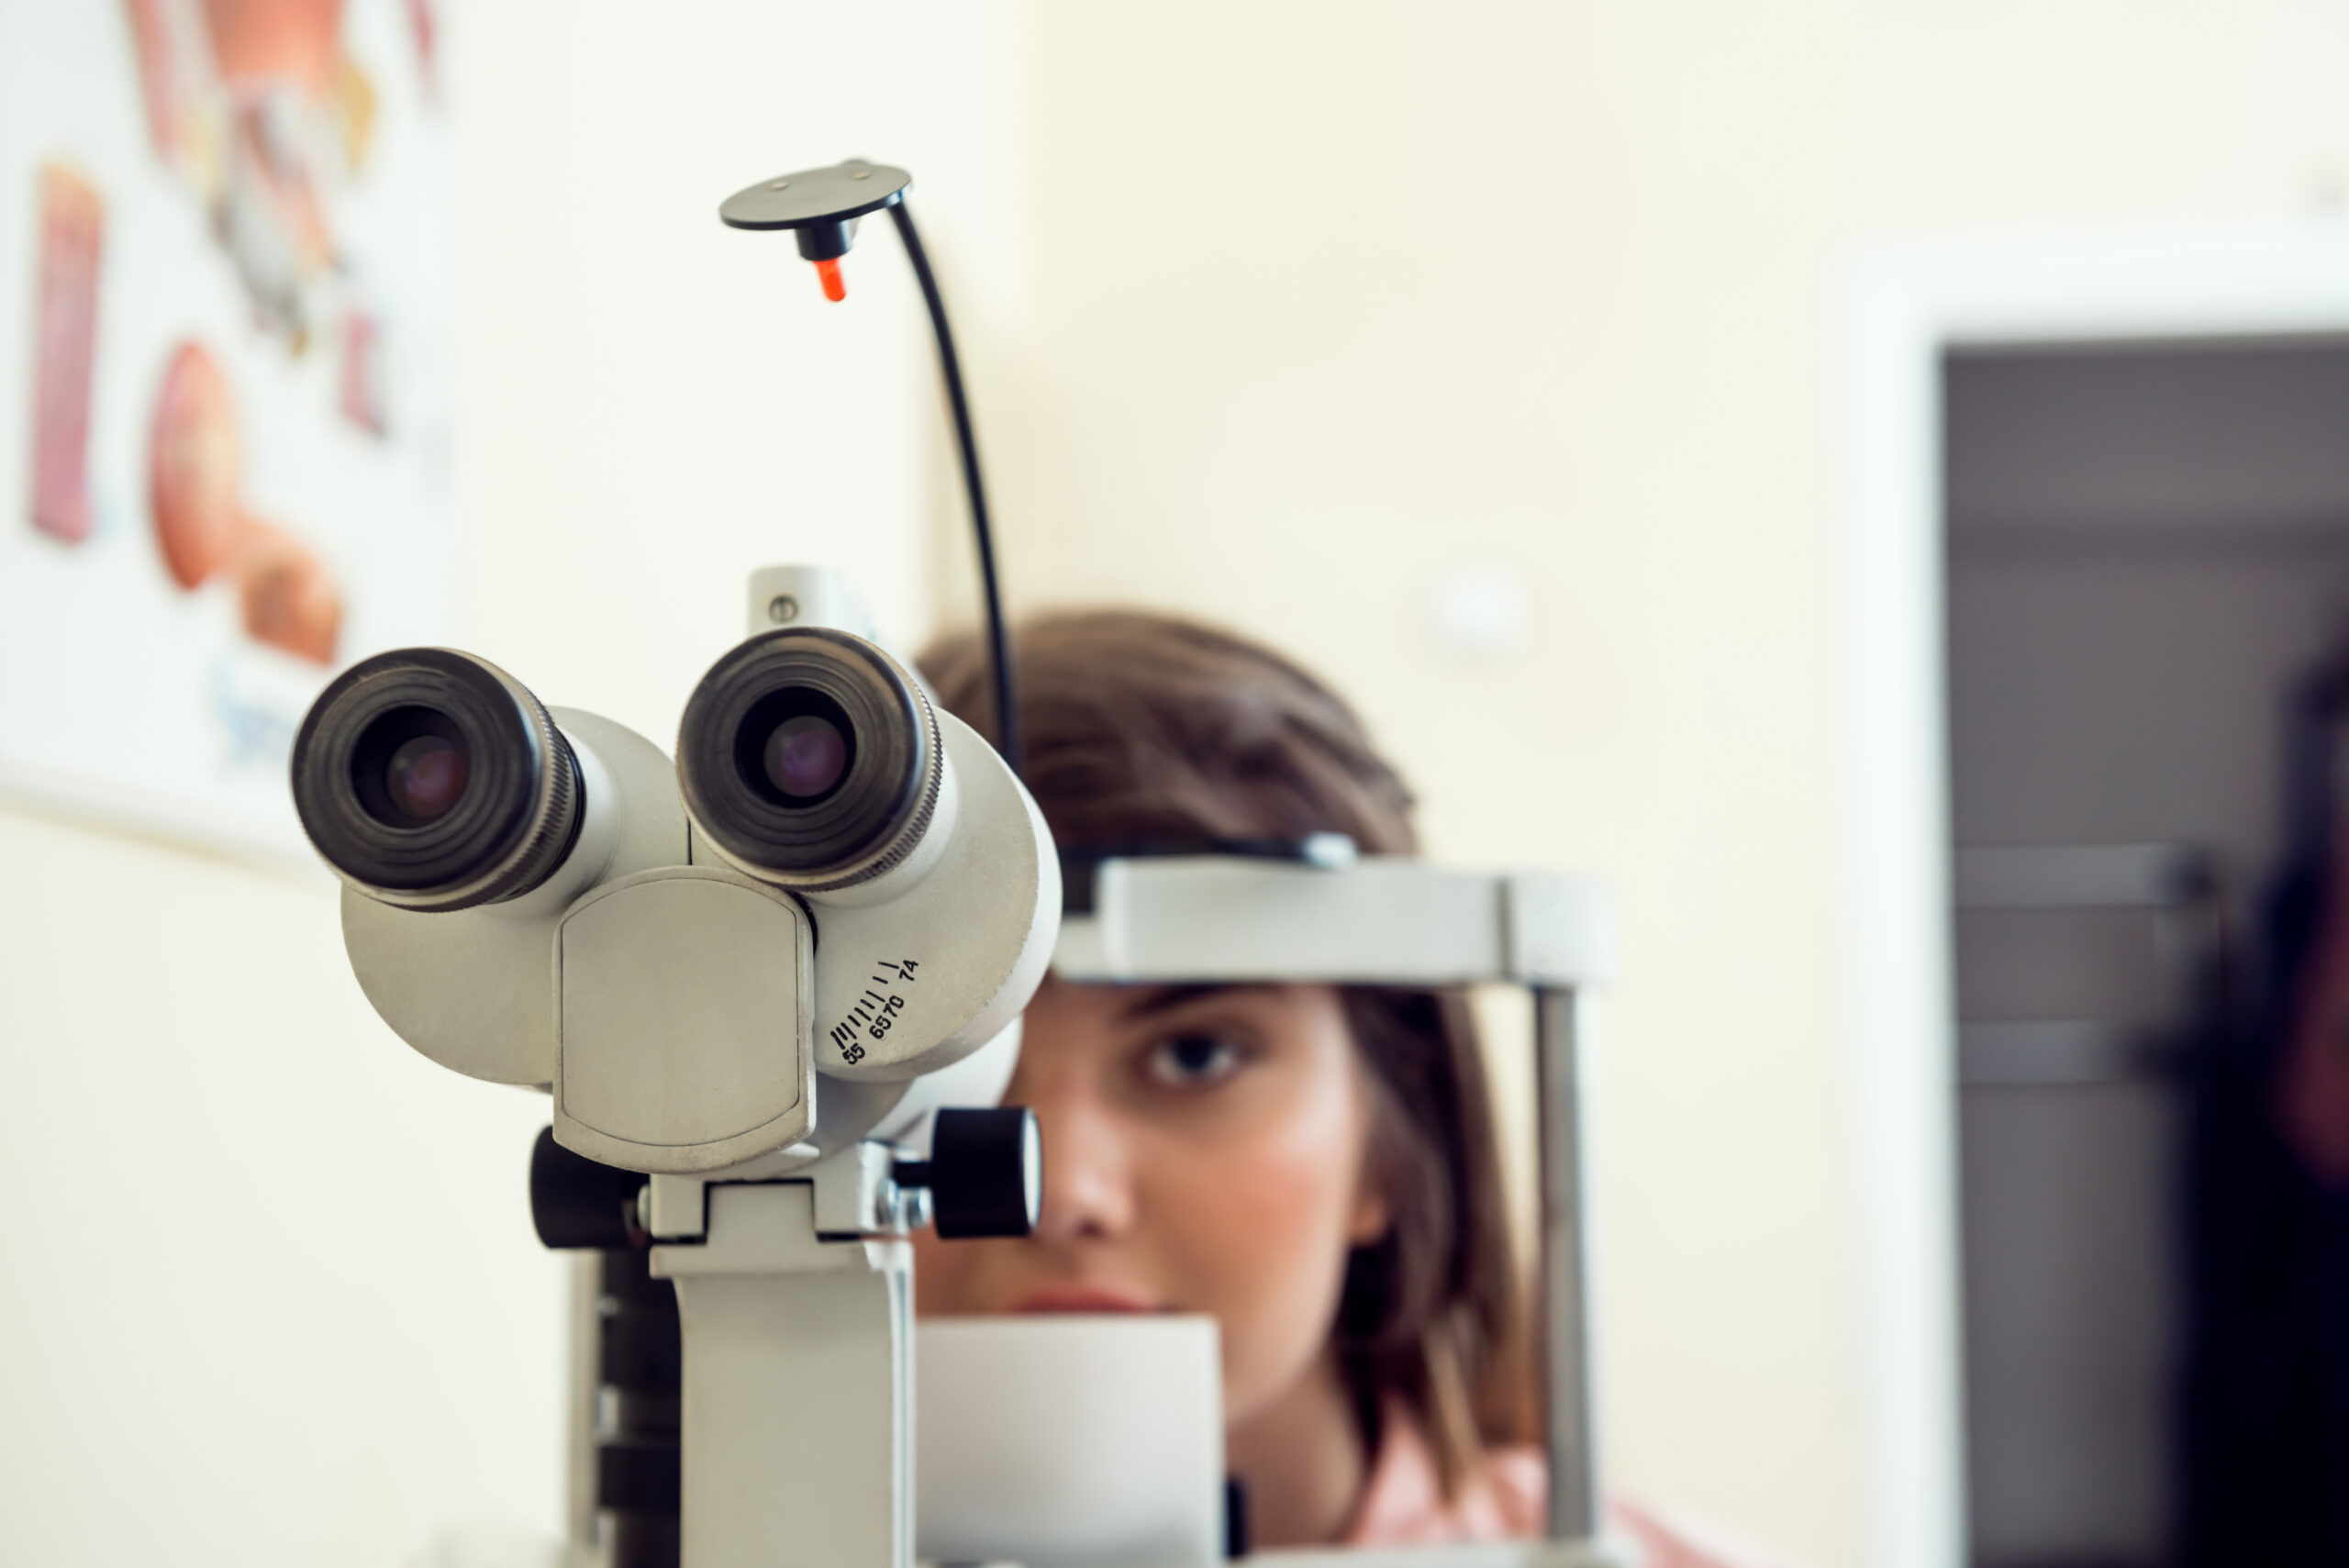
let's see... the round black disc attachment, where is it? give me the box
[718,161,911,249]
[905,1106,1042,1240]
[529,1126,648,1251]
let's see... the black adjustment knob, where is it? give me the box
[598,1434,681,1515]
[897,1106,1041,1240]
[529,1126,647,1250]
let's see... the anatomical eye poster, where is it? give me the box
[0,0,455,862]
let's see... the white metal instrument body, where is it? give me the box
[318,567,1057,1568]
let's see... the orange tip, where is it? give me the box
[814,256,846,302]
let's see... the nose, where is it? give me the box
[1023,1073,1137,1246]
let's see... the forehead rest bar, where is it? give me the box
[1052,853,1614,991]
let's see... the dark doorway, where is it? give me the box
[1944,338,2349,1568]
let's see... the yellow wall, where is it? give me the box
[977,6,2349,1563]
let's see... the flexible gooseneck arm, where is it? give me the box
[885,200,1019,778]
[717,161,1021,782]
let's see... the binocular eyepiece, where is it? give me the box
[292,628,946,908]
[676,627,945,890]
[292,649,585,911]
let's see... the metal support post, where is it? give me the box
[654,1182,913,1568]
[1535,984,1603,1546]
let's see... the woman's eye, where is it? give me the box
[1142,1032,1247,1089]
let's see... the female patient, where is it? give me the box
[912,611,1778,1567]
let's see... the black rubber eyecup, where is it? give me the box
[291,648,583,910]
[677,628,940,888]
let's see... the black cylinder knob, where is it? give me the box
[529,1126,647,1251]
[898,1106,1041,1240]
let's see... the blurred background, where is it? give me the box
[5,4,2348,1567]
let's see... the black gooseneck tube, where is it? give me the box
[886,201,1021,781]
[718,161,1022,782]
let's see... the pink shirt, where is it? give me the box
[1341,1402,1798,1568]
[1341,1402,1545,1546]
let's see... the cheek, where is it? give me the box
[1146,1084,1369,1424]
[910,1230,991,1314]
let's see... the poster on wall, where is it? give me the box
[0,0,454,863]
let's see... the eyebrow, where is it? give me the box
[1114,983,1279,1021]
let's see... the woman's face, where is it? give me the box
[914,978,1388,1427]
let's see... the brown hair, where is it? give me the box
[919,609,1528,1495]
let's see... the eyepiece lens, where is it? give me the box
[733,685,857,808]
[296,653,584,911]
[683,629,937,886]
[350,704,476,829]
[763,714,849,800]
[385,735,470,821]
